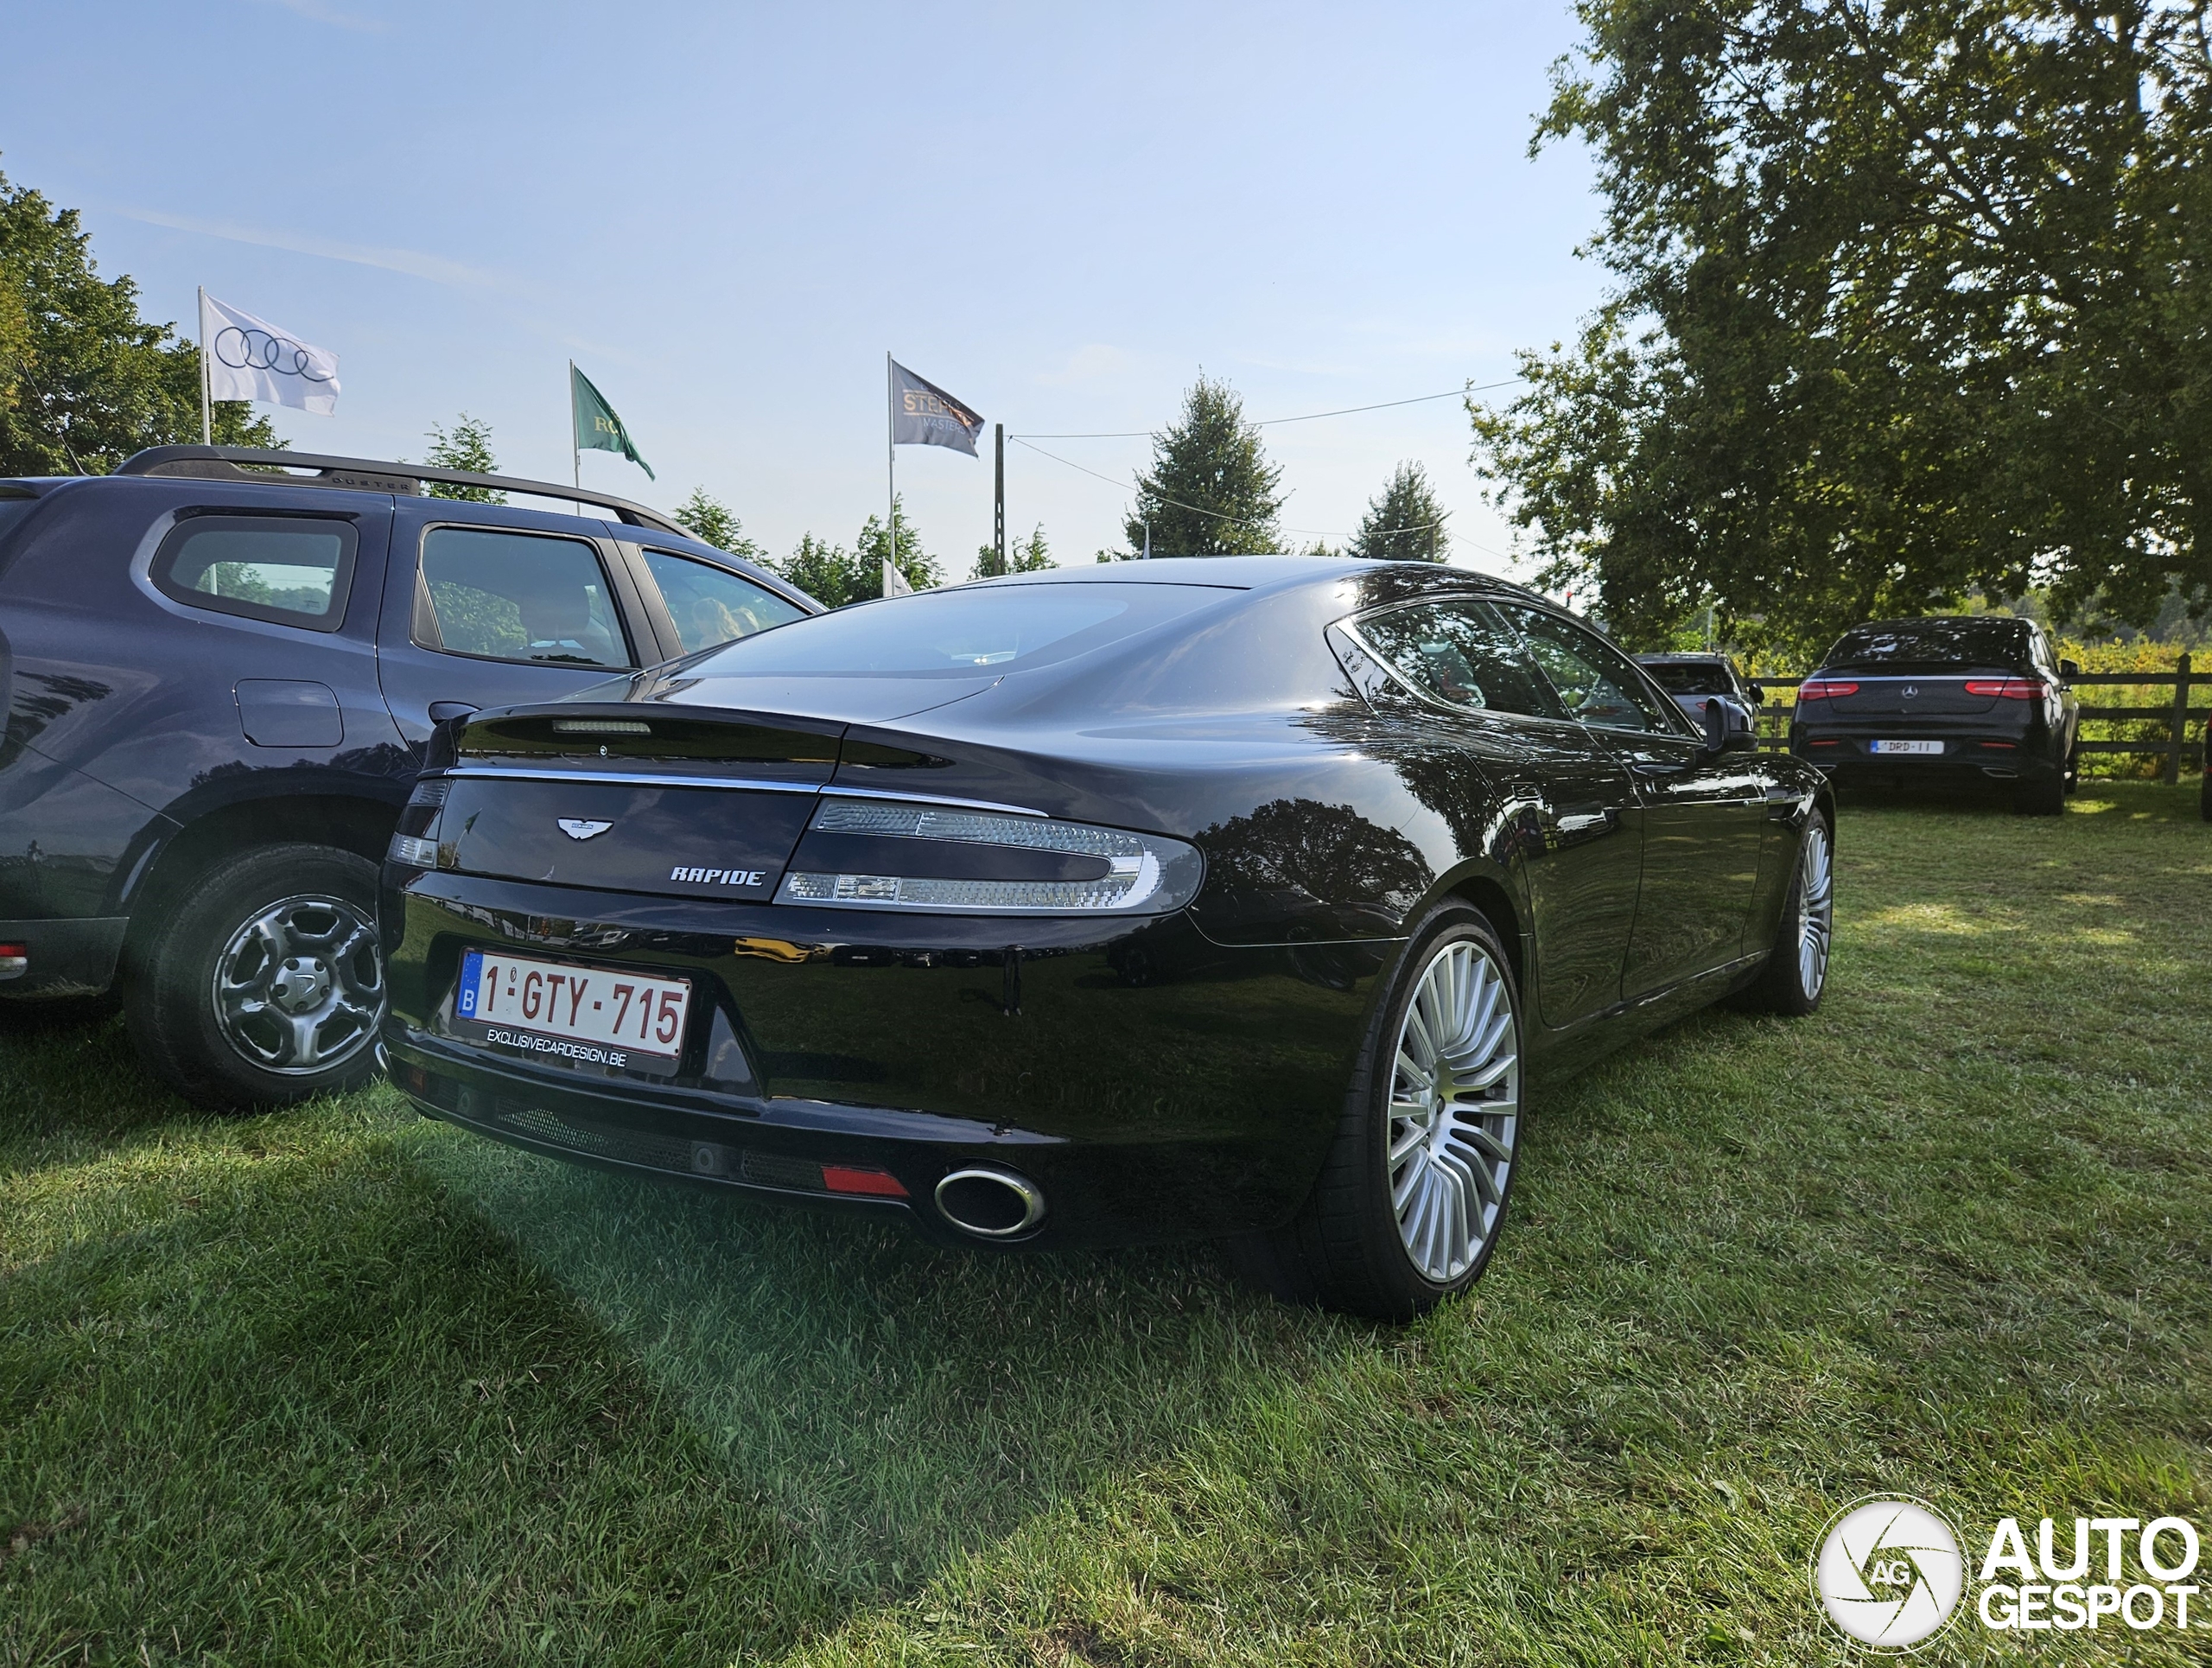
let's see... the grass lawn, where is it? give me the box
[4,780,2209,1665]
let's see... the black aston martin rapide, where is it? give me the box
[381,557,1835,1319]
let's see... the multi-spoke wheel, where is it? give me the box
[1387,939,1518,1283]
[1743,808,1834,1016]
[1230,907,1524,1320]
[126,842,386,1109]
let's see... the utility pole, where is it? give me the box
[993,423,1005,576]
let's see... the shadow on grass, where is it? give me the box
[401,1114,1350,1601]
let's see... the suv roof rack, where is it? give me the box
[115,445,694,538]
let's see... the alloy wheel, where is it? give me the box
[1796,821,1834,998]
[1387,938,1519,1283]
[210,894,385,1074]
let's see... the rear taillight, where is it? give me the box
[1796,679,1858,700]
[1963,678,2038,699]
[778,797,1204,916]
[0,942,27,979]
[388,777,450,869]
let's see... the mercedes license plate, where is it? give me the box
[453,948,692,1074]
[1869,739,1944,755]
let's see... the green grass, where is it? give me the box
[4,780,2209,1665]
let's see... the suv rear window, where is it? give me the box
[416,526,632,668]
[1825,617,2030,669]
[151,515,357,632]
[1642,660,1736,697]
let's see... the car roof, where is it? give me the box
[1635,653,1733,664]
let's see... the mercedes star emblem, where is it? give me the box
[556,818,613,840]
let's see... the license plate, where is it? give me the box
[1869,739,1944,755]
[454,948,692,1073]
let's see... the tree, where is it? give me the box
[672,487,766,563]
[855,496,940,593]
[775,532,870,608]
[974,523,1053,579]
[1118,373,1283,557]
[1469,2,2212,656]
[0,169,276,476]
[1351,462,1448,562]
[423,414,503,503]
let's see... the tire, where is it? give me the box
[125,843,385,1111]
[2063,735,2080,795]
[1230,907,1522,1321]
[1740,809,1834,1017]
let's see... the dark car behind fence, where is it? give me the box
[1747,653,2208,782]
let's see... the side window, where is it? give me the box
[1500,605,1685,735]
[639,549,807,654]
[151,515,356,632]
[1353,600,1562,718]
[416,527,632,668]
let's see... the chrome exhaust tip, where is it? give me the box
[934,1165,1046,1238]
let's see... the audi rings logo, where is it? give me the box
[1814,1497,1967,1651]
[213,326,335,384]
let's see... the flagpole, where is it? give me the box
[886,351,896,596]
[197,287,212,446]
[568,360,580,496]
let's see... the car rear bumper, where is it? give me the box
[1792,731,2063,782]
[380,868,1393,1249]
[0,915,128,997]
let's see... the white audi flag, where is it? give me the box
[199,291,340,415]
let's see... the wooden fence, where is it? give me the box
[1746,652,2206,781]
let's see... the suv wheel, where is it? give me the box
[127,843,385,1110]
[1231,907,1521,1321]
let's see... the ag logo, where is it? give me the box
[1813,1497,1965,1651]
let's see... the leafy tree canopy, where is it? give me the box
[1351,461,1449,562]
[975,523,1053,579]
[672,487,766,563]
[769,499,938,608]
[1118,373,1283,557]
[422,414,503,502]
[0,167,275,475]
[1470,2,2212,655]
[855,497,941,593]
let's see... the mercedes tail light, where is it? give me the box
[1963,678,2038,699]
[1796,679,1859,700]
[778,798,1204,915]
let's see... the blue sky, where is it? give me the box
[9,1,1605,577]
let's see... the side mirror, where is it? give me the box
[2059,659,2080,680]
[1700,697,1728,754]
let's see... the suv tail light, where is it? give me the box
[1796,679,1859,700]
[1962,678,2038,699]
[387,777,450,869]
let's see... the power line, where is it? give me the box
[1012,376,1524,440]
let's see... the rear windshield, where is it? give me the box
[1641,660,1736,696]
[1825,617,2030,670]
[686,582,1235,679]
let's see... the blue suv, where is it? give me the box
[0,445,816,1108]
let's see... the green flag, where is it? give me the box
[569,362,654,481]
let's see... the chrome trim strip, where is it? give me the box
[443,766,1048,818]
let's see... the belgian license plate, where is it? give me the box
[453,948,691,1073]
[1869,739,1944,755]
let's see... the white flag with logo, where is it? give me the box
[200,292,340,415]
